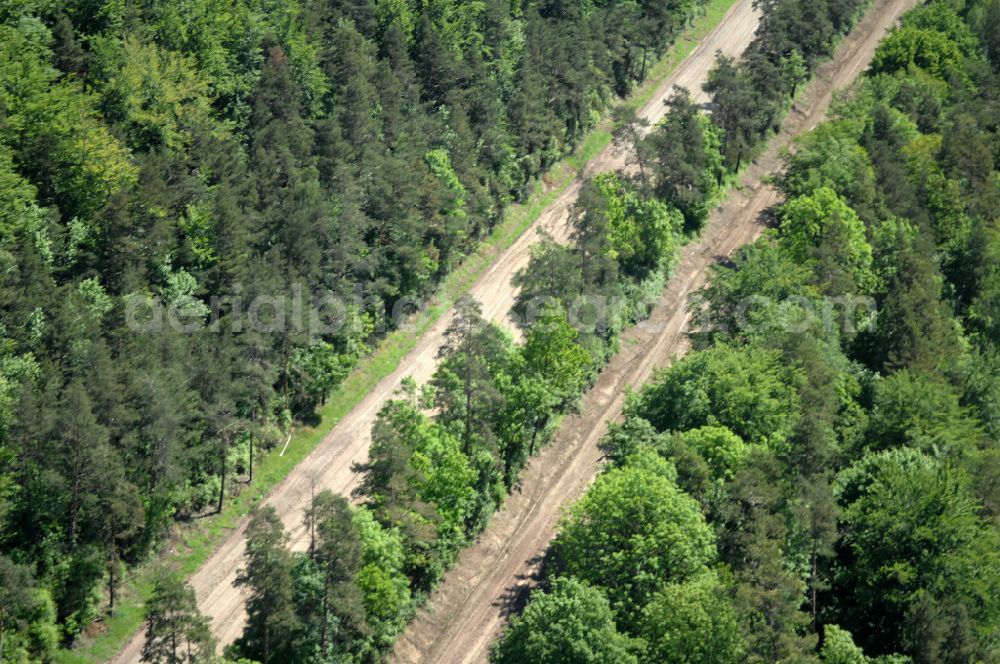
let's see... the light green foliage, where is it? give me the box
[497,303,590,482]
[377,0,416,38]
[693,235,819,342]
[423,0,488,58]
[680,425,750,482]
[90,35,215,151]
[867,216,918,293]
[698,114,725,197]
[594,172,681,278]
[409,418,478,547]
[900,2,980,57]
[518,303,591,404]
[519,9,1000,664]
[159,265,211,323]
[259,1,327,110]
[76,277,113,320]
[870,26,966,79]
[779,187,874,292]
[0,0,740,657]
[0,22,137,220]
[177,202,217,267]
[781,49,808,96]
[629,344,802,450]
[425,148,468,221]
[821,625,910,664]
[553,454,716,628]
[0,556,57,663]
[289,340,363,413]
[490,577,640,664]
[901,134,970,251]
[820,625,868,664]
[638,572,743,664]
[780,121,876,210]
[354,508,411,642]
[368,398,478,554]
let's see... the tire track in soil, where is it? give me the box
[110,2,761,660]
[389,0,917,661]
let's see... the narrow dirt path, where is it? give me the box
[110,3,760,661]
[389,0,917,661]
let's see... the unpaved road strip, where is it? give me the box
[110,2,760,661]
[389,0,917,661]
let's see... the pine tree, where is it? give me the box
[234,507,297,664]
[870,233,964,379]
[646,87,719,230]
[0,556,37,663]
[308,492,370,659]
[142,570,214,664]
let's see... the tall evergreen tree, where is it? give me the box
[234,507,298,664]
[141,570,214,664]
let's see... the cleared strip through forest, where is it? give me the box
[388,0,920,660]
[104,1,760,661]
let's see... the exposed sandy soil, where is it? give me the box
[109,2,760,660]
[387,0,918,662]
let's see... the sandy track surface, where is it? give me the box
[110,3,761,661]
[388,0,917,661]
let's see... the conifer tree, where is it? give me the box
[142,570,214,664]
[234,507,297,664]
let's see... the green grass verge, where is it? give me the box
[57,1,742,660]
[624,0,742,113]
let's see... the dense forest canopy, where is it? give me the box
[492,0,1000,662]
[221,0,907,659]
[0,0,719,658]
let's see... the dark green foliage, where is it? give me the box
[703,0,869,170]
[141,570,214,664]
[643,88,723,231]
[0,0,714,647]
[703,55,767,172]
[507,6,1000,662]
[512,169,683,369]
[862,234,965,378]
[3,0,1000,661]
[233,507,298,664]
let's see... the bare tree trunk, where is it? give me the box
[218,434,228,514]
[108,551,117,613]
[464,350,473,457]
[249,406,255,484]
[320,577,330,658]
[811,548,819,631]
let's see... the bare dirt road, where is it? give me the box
[388,0,918,661]
[111,2,761,661]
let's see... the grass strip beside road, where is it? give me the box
[57,0,740,660]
